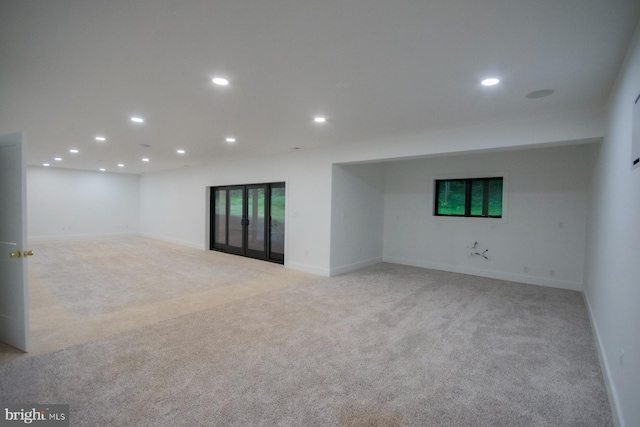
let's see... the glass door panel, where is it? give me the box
[210,182,284,263]
[247,186,265,252]
[214,189,227,246]
[269,184,285,262]
[246,186,267,258]
[227,187,245,254]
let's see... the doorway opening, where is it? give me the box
[210,182,285,263]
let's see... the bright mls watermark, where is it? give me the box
[1,405,68,426]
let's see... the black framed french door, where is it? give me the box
[268,183,285,263]
[210,182,285,263]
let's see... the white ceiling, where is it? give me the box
[1,0,639,174]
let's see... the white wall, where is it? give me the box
[330,163,384,275]
[584,21,640,427]
[139,108,604,279]
[27,167,139,240]
[382,144,593,290]
[139,150,334,275]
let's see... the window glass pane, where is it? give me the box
[437,180,465,215]
[470,180,484,216]
[488,178,503,217]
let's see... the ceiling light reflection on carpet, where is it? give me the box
[481,78,500,86]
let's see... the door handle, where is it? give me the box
[8,250,33,258]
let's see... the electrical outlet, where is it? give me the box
[549,269,555,276]
[523,266,529,273]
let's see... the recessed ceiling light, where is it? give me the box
[176,149,186,154]
[131,116,144,123]
[142,158,150,162]
[95,136,106,141]
[117,163,125,168]
[526,89,555,99]
[54,157,62,161]
[225,137,236,143]
[99,168,106,172]
[481,78,500,86]
[69,149,79,153]
[43,163,50,167]
[212,77,229,86]
[314,116,327,123]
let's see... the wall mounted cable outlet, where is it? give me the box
[620,348,624,368]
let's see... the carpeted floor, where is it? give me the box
[0,237,612,426]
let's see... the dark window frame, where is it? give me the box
[210,182,285,264]
[434,177,503,218]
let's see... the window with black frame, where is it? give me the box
[435,177,503,218]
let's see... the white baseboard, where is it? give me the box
[285,261,329,277]
[382,256,583,291]
[28,232,139,244]
[329,257,383,276]
[583,293,624,427]
[138,232,204,250]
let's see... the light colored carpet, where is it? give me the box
[29,236,281,318]
[17,236,317,360]
[0,238,612,426]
